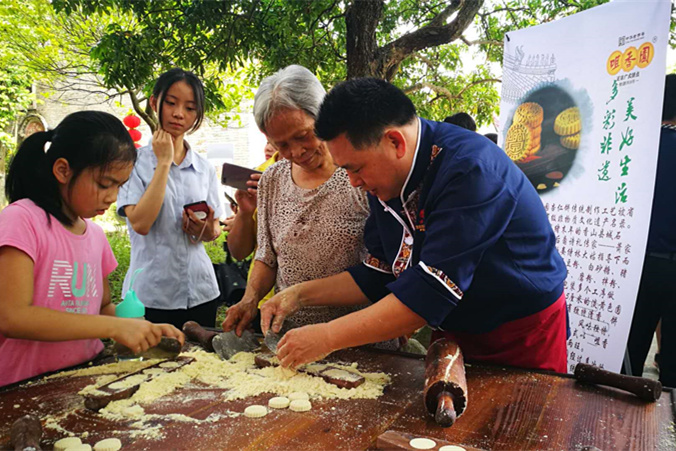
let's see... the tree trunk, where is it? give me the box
[345,0,384,79]
[345,0,484,81]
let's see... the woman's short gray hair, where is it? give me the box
[254,65,326,133]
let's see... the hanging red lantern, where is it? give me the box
[123,114,141,129]
[128,128,142,142]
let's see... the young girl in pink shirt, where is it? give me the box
[0,111,184,387]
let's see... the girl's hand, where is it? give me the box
[156,323,185,346]
[234,189,257,215]
[111,319,185,353]
[111,319,163,353]
[152,129,174,166]
[182,205,219,241]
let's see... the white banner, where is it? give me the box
[498,0,671,373]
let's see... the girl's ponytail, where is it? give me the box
[5,111,136,226]
[5,130,63,222]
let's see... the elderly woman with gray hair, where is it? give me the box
[223,65,395,347]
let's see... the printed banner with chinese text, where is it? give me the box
[498,0,670,373]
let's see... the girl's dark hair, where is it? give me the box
[5,110,137,226]
[153,68,205,133]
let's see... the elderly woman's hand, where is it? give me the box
[260,285,304,336]
[222,297,258,337]
[276,323,335,369]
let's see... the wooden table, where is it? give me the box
[0,348,673,450]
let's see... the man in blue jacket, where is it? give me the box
[258,78,568,372]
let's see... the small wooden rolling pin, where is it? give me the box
[423,338,467,427]
[10,415,42,451]
[573,363,662,402]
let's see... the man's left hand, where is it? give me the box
[276,323,335,369]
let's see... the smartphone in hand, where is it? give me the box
[183,201,209,220]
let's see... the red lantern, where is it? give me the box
[128,128,142,142]
[134,142,142,149]
[123,114,141,129]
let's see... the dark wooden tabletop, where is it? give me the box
[0,348,673,450]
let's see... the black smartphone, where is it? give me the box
[223,191,237,208]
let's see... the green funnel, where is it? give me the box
[116,268,145,319]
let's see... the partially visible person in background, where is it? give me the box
[263,142,277,161]
[444,112,477,132]
[117,68,224,330]
[625,73,676,387]
[223,142,281,314]
[484,133,498,144]
[0,111,183,387]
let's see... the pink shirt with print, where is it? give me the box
[0,199,117,387]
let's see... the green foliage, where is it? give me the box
[205,232,227,264]
[106,230,130,303]
[0,43,33,169]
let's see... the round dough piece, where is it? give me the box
[287,391,309,401]
[439,446,466,451]
[94,438,123,451]
[65,445,92,451]
[268,396,290,409]
[289,399,312,412]
[244,405,268,418]
[409,438,437,450]
[55,437,82,451]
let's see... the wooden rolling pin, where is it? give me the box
[573,363,662,402]
[423,338,467,427]
[183,321,218,351]
[10,415,42,451]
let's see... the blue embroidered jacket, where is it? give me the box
[347,118,567,334]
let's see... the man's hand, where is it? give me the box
[222,298,258,337]
[260,285,304,336]
[276,324,334,368]
[152,129,174,166]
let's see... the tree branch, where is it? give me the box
[373,0,484,80]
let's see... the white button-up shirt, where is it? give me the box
[117,143,224,309]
